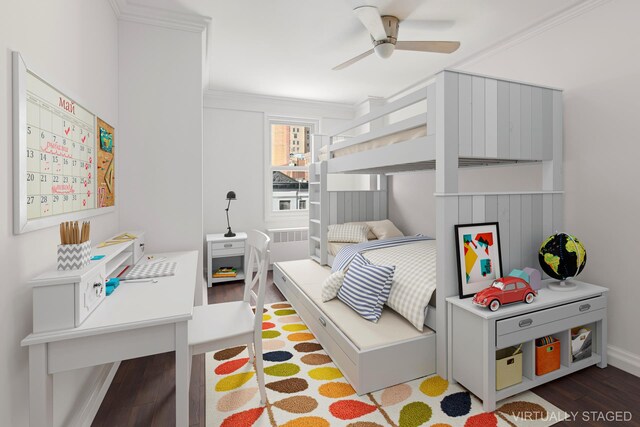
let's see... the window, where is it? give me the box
[279,200,291,210]
[516,282,526,289]
[505,284,516,291]
[268,119,316,215]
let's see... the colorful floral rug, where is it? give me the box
[206,302,567,426]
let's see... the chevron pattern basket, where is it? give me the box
[57,241,91,270]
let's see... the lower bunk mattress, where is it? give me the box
[273,259,436,395]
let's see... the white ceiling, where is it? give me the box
[128,0,583,104]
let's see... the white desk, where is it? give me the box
[21,250,198,427]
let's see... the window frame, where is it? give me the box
[264,116,318,221]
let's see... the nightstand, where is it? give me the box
[206,232,247,287]
[446,280,608,411]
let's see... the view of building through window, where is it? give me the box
[270,122,312,212]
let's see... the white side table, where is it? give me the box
[206,232,247,287]
[446,280,607,411]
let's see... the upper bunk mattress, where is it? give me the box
[319,125,427,161]
[275,259,434,352]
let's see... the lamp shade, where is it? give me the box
[226,191,236,200]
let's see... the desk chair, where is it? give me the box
[189,230,270,404]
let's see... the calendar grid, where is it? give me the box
[25,83,96,220]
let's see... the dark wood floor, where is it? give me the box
[92,272,285,427]
[93,274,640,426]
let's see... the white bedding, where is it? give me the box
[319,125,427,161]
[335,239,436,331]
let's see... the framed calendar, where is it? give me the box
[13,52,115,234]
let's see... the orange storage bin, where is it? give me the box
[535,339,561,376]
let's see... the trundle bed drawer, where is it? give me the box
[273,262,437,395]
[273,265,359,382]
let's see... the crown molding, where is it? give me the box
[452,0,612,69]
[386,0,612,101]
[203,89,355,119]
[108,0,211,33]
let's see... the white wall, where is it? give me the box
[389,0,640,373]
[458,0,640,372]
[203,92,354,236]
[118,21,205,298]
[0,1,119,425]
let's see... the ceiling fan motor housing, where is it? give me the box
[372,15,399,58]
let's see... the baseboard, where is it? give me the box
[608,345,640,378]
[70,361,121,427]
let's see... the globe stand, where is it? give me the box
[547,280,578,292]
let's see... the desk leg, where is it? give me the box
[175,321,189,427]
[29,344,53,427]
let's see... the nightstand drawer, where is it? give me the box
[496,295,606,337]
[211,241,244,251]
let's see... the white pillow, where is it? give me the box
[328,223,370,243]
[347,222,377,240]
[367,220,404,240]
[321,270,345,302]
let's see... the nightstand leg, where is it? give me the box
[597,316,608,368]
[207,242,212,288]
[447,303,456,384]
[483,396,497,412]
[482,320,497,412]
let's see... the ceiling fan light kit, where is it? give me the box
[334,6,461,70]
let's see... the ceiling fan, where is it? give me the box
[333,6,461,70]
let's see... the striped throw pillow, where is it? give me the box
[337,253,395,322]
[328,223,370,243]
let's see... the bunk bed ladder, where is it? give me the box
[309,135,329,264]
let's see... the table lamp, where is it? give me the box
[224,191,236,237]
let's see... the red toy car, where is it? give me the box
[472,276,537,311]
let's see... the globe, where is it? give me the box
[538,233,587,282]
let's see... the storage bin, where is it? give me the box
[571,327,592,362]
[496,346,522,390]
[535,337,561,375]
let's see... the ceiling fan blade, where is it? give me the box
[353,6,387,41]
[333,49,374,71]
[395,41,460,54]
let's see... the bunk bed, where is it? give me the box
[273,69,564,394]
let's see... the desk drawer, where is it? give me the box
[496,295,606,337]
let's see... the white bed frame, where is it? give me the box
[305,69,564,380]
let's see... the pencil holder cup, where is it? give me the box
[57,241,91,270]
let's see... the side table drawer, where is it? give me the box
[211,240,245,257]
[496,295,606,337]
[496,308,605,349]
[211,241,244,251]
[496,294,607,349]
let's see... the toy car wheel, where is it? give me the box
[525,293,534,304]
[489,300,500,311]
